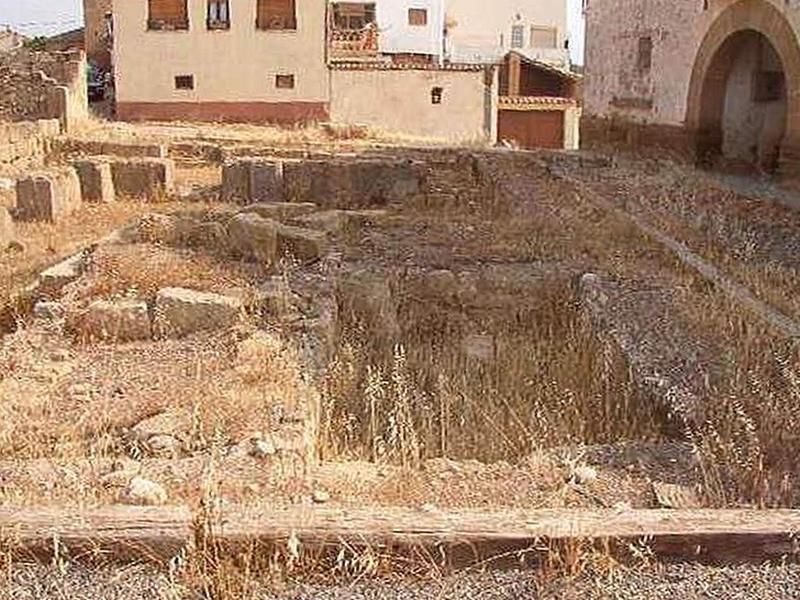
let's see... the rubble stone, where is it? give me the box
[111,158,175,199]
[120,476,168,506]
[38,251,86,295]
[277,224,328,262]
[15,167,81,222]
[74,159,115,203]
[227,212,279,264]
[241,202,318,221]
[76,298,152,342]
[154,287,243,338]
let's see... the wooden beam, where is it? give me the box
[0,506,192,563]
[210,507,800,564]
[1,506,798,565]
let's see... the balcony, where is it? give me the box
[329,27,379,61]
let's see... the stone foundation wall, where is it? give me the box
[0,119,61,170]
[0,49,89,132]
[581,116,696,162]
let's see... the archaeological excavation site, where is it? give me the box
[1,113,800,598]
[3,0,800,596]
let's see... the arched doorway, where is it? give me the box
[686,0,800,174]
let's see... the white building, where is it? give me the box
[328,0,569,67]
[329,0,444,61]
[445,0,570,66]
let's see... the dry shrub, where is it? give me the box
[72,243,257,304]
[321,283,666,464]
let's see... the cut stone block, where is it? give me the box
[282,159,422,209]
[241,202,318,221]
[74,160,115,203]
[277,224,328,262]
[154,287,243,338]
[111,158,175,200]
[0,207,14,249]
[227,212,279,264]
[76,298,152,342]
[222,159,284,204]
[15,167,82,222]
[295,209,385,234]
[38,252,87,296]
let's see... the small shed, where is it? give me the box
[497,51,582,150]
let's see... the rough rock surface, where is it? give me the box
[153,287,242,338]
[0,206,13,248]
[74,159,115,203]
[227,212,279,264]
[111,158,175,200]
[15,167,82,222]
[277,224,328,262]
[119,476,167,506]
[74,298,152,342]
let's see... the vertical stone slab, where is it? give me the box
[111,158,175,200]
[15,168,82,222]
[221,161,251,203]
[250,160,284,203]
[0,207,14,249]
[74,160,115,203]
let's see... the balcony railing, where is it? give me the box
[329,28,379,60]
[147,18,190,31]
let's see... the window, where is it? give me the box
[408,8,428,26]
[333,2,376,30]
[275,74,295,89]
[148,0,189,31]
[257,0,297,30]
[637,36,653,71]
[511,24,524,48]
[207,0,230,29]
[531,26,557,49]
[174,74,194,89]
[431,86,443,104]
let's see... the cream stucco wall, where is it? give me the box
[376,0,445,58]
[113,0,329,104]
[583,0,800,128]
[330,67,497,142]
[445,0,569,65]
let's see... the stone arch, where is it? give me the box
[686,0,800,173]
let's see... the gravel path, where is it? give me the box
[3,563,800,599]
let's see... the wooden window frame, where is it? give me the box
[408,8,428,27]
[147,0,190,31]
[256,0,298,31]
[207,0,231,30]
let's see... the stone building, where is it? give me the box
[583,0,800,175]
[84,0,113,68]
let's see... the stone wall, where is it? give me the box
[0,120,61,170]
[0,49,89,132]
[582,0,800,171]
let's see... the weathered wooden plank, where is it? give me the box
[1,506,798,565]
[0,506,192,563]
[211,507,800,564]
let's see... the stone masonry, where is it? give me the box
[15,167,82,222]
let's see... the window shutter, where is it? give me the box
[149,0,188,22]
[257,0,297,30]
